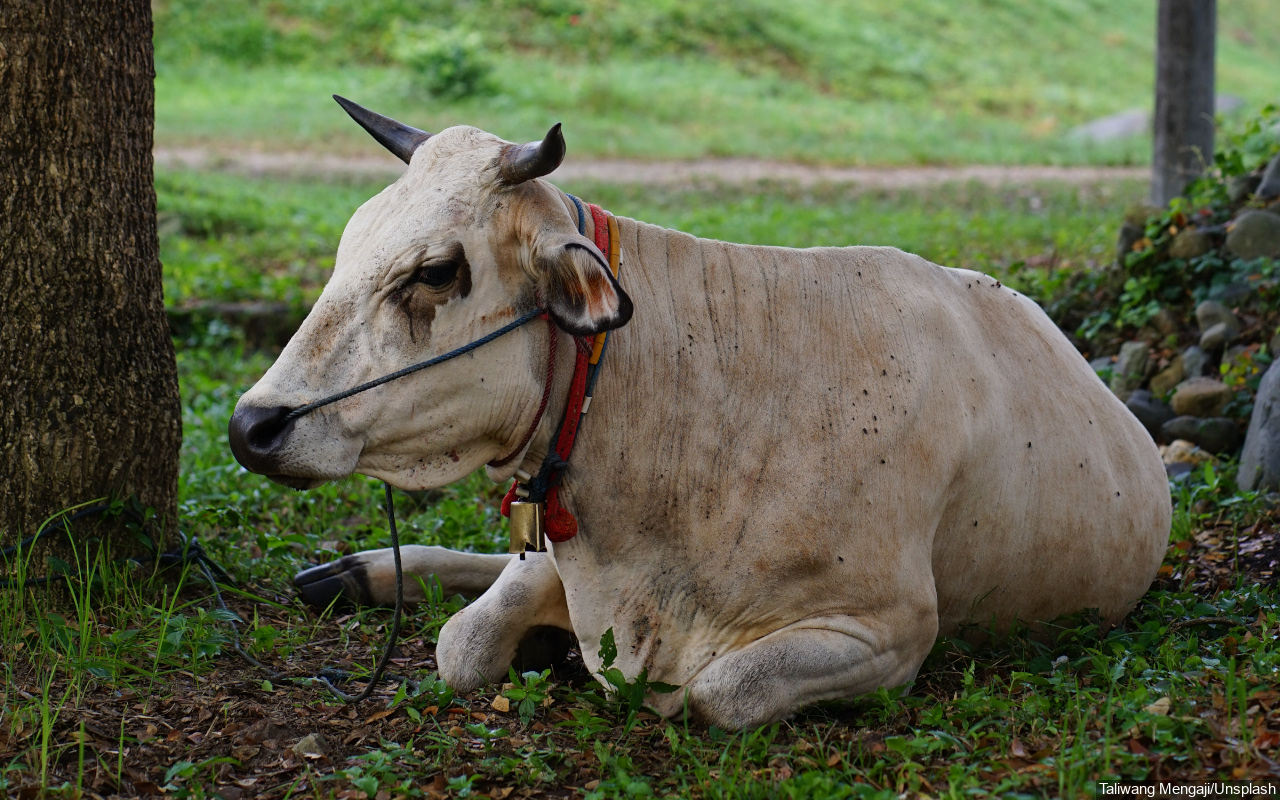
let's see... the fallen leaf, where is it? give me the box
[291,732,329,759]
[1143,697,1171,716]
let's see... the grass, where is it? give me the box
[3,164,1279,796]
[156,165,1147,318]
[151,0,1280,165]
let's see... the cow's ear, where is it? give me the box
[535,235,633,335]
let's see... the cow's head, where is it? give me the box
[228,97,631,490]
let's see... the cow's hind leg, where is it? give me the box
[658,612,938,730]
[294,545,511,608]
[435,552,574,691]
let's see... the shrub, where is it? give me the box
[388,24,496,100]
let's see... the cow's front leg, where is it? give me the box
[294,545,511,608]
[655,610,938,730]
[436,552,572,691]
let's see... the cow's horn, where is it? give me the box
[498,123,565,184]
[333,95,431,164]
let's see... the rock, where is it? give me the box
[1199,321,1237,352]
[1181,346,1210,380]
[1109,341,1150,402]
[1160,416,1241,454]
[1225,210,1280,260]
[1168,228,1213,260]
[1170,377,1232,417]
[1224,345,1250,368]
[1126,390,1175,441]
[1160,439,1215,472]
[1149,307,1180,338]
[1069,109,1149,143]
[1115,206,1159,265]
[1228,173,1262,204]
[1089,356,1113,381]
[1115,222,1144,265]
[1149,355,1184,397]
[1195,300,1239,335]
[1258,152,1280,200]
[1240,360,1280,491]
[1068,96,1241,144]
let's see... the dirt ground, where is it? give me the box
[154,147,1147,188]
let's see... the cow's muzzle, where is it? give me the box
[228,404,303,481]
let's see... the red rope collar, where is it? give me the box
[499,202,616,543]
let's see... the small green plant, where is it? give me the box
[163,756,239,799]
[388,24,495,100]
[503,667,553,726]
[595,628,678,732]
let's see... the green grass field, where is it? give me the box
[157,166,1143,313]
[152,0,1280,165]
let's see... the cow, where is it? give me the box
[228,97,1171,730]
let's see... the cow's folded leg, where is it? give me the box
[435,552,572,691]
[294,545,511,608]
[656,612,938,730]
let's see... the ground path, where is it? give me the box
[155,146,1147,187]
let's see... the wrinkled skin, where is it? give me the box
[231,113,1171,730]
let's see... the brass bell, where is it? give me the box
[508,500,547,556]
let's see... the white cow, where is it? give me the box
[229,98,1170,729]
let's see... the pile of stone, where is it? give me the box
[1111,300,1246,467]
[1097,151,1280,489]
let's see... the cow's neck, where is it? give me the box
[500,190,622,551]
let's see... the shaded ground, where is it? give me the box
[6,522,1278,799]
[154,147,1148,189]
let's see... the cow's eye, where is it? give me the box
[411,261,458,289]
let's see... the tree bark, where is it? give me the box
[1151,0,1216,206]
[0,2,179,560]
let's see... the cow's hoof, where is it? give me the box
[513,626,576,673]
[294,556,375,610]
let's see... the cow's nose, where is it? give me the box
[228,404,296,474]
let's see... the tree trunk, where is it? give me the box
[1151,0,1216,206]
[0,2,179,564]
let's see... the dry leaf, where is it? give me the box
[290,732,329,759]
[1143,697,1171,716]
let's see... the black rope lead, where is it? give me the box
[283,308,544,424]
[316,482,406,703]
